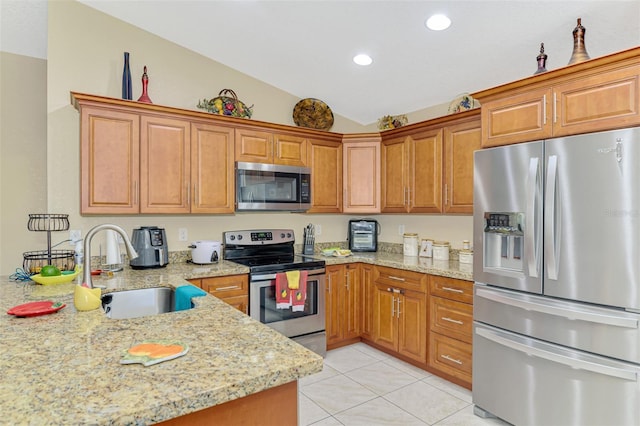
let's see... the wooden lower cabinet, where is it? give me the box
[189,275,248,314]
[371,266,427,364]
[428,275,474,388]
[359,263,375,340]
[326,264,360,348]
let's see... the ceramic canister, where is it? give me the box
[403,233,419,256]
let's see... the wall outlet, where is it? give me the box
[315,224,322,235]
[69,229,81,242]
[398,224,405,235]
[178,228,188,241]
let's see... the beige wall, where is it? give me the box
[1,52,49,275]
[0,0,471,274]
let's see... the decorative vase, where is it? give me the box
[122,52,132,100]
[137,66,152,103]
[568,18,590,65]
[534,42,548,75]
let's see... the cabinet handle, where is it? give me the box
[193,183,197,206]
[442,286,464,294]
[444,184,448,206]
[442,316,464,325]
[345,273,350,291]
[187,182,191,206]
[391,296,395,317]
[553,92,558,124]
[396,298,402,318]
[134,181,138,205]
[327,276,332,294]
[215,285,240,291]
[441,354,463,365]
[543,94,547,125]
[388,276,406,282]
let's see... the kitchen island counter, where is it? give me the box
[0,268,322,425]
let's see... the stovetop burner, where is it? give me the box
[223,229,325,274]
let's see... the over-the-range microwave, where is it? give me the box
[236,161,311,211]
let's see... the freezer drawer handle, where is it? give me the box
[476,326,638,382]
[476,287,638,329]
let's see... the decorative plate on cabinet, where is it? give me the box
[293,98,334,130]
[448,93,479,114]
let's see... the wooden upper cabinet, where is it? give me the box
[474,48,640,147]
[191,122,235,213]
[235,129,308,166]
[307,138,342,213]
[80,107,140,214]
[140,115,191,214]
[410,129,443,213]
[273,134,307,166]
[481,87,552,147]
[380,136,409,212]
[342,134,381,213]
[235,128,273,163]
[443,118,481,214]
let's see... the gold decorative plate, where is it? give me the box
[293,98,334,130]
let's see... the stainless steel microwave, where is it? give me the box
[236,162,311,211]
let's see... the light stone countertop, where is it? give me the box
[0,263,321,425]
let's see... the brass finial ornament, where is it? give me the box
[568,18,590,65]
[534,43,548,75]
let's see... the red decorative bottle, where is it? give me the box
[137,66,152,103]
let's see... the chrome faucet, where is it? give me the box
[82,224,138,288]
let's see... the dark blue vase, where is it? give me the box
[122,52,132,100]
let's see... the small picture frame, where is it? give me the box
[419,239,432,258]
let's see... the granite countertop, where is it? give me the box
[0,265,321,425]
[319,252,473,281]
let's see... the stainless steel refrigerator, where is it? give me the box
[472,127,640,426]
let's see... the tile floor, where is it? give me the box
[298,343,510,425]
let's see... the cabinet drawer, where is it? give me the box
[429,332,472,384]
[375,266,427,293]
[200,275,248,298]
[430,296,472,343]
[430,275,473,303]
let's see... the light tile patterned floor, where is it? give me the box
[298,343,511,425]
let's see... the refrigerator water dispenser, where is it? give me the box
[483,212,524,272]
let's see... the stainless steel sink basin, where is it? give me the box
[101,287,178,319]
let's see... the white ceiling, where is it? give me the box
[4,1,640,125]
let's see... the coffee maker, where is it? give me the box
[129,226,169,269]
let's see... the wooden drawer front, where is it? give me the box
[430,275,473,303]
[554,65,640,136]
[200,275,248,298]
[375,266,427,293]
[430,297,473,343]
[429,333,472,383]
[221,294,248,314]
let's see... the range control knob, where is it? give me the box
[229,235,235,241]
[287,232,292,238]
[237,235,243,240]
[280,233,285,239]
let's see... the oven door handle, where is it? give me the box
[251,268,325,282]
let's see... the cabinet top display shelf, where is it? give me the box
[70,92,343,143]
[472,45,640,101]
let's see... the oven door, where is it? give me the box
[249,268,325,339]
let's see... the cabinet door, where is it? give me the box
[410,129,443,213]
[373,284,397,352]
[344,264,361,340]
[80,107,140,214]
[430,296,473,344]
[325,265,344,346]
[429,332,472,386]
[481,87,552,147]
[191,122,235,213]
[198,275,248,314]
[443,119,481,214]
[381,136,410,213]
[553,64,640,137]
[235,129,273,163]
[343,139,381,213]
[273,134,307,166]
[359,264,375,340]
[398,289,428,364]
[307,139,342,213]
[140,115,191,213]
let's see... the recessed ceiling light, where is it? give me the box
[426,14,451,31]
[353,54,373,66]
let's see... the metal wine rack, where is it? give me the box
[23,214,75,274]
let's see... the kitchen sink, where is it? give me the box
[101,287,178,319]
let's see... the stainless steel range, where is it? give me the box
[223,229,326,356]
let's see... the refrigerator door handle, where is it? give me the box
[526,157,540,278]
[545,155,560,280]
[476,287,639,329]
[476,326,638,381]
